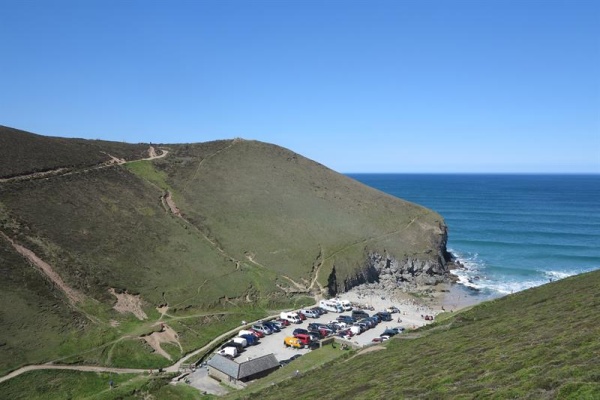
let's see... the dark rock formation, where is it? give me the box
[327,252,454,296]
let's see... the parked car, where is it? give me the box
[294,333,312,346]
[354,321,368,332]
[296,312,307,321]
[358,318,375,329]
[391,327,405,334]
[280,312,302,324]
[333,321,348,329]
[307,329,325,339]
[239,334,258,345]
[232,337,248,347]
[277,318,291,326]
[307,323,321,331]
[270,320,285,329]
[252,324,273,335]
[248,328,265,338]
[319,299,344,313]
[217,347,237,358]
[314,307,328,315]
[375,311,393,322]
[381,328,398,337]
[263,321,281,332]
[337,329,353,339]
[293,328,309,336]
[349,325,361,335]
[316,327,333,337]
[339,300,353,311]
[284,336,303,349]
[386,306,400,314]
[221,341,244,353]
[352,310,370,320]
[337,315,355,324]
[300,309,320,318]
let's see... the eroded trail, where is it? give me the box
[0,231,85,305]
[0,146,169,184]
[0,365,149,384]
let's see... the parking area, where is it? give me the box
[224,307,410,364]
[184,302,431,394]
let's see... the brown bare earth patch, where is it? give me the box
[101,152,126,165]
[109,288,148,320]
[162,191,182,217]
[156,304,169,318]
[0,231,85,304]
[142,323,183,361]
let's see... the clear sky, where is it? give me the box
[1,0,598,173]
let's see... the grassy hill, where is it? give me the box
[1,270,597,399]
[0,125,149,178]
[0,127,446,376]
[235,269,600,399]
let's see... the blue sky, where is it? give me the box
[1,0,598,173]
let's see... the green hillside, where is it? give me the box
[0,125,149,178]
[242,270,600,399]
[0,127,447,376]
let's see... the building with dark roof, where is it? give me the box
[207,353,280,386]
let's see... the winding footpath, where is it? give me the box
[0,312,281,384]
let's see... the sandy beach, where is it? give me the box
[337,282,490,329]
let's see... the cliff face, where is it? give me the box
[327,224,453,295]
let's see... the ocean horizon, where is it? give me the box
[347,173,600,301]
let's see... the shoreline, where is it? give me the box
[340,281,500,328]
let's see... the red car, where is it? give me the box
[277,318,291,326]
[248,328,265,338]
[294,333,312,346]
[297,312,307,321]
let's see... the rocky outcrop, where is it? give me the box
[328,253,452,295]
[327,252,453,296]
[326,221,454,295]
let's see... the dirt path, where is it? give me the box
[142,324,183,361]
[161,191,182,217]
[0,231,85,305]
[0,146,169,184]
[0,364,149,384]
[182,140,239,193]
[0,308,290,384]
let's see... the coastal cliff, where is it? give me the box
[327,224,455,295]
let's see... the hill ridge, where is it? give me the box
[0,125,451,378]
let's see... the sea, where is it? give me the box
[347,174,600,302]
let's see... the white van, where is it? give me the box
[280,311,302,324]
[217,347,237,358]
[339,300,353,311]
[239,329,256,337]
[232,337,247,347]
[319,300,343,313]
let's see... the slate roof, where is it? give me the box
[207,354,239,378]
[208,353,279,380]
[238,354,279,379]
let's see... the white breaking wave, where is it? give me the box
[448,249,596,296]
